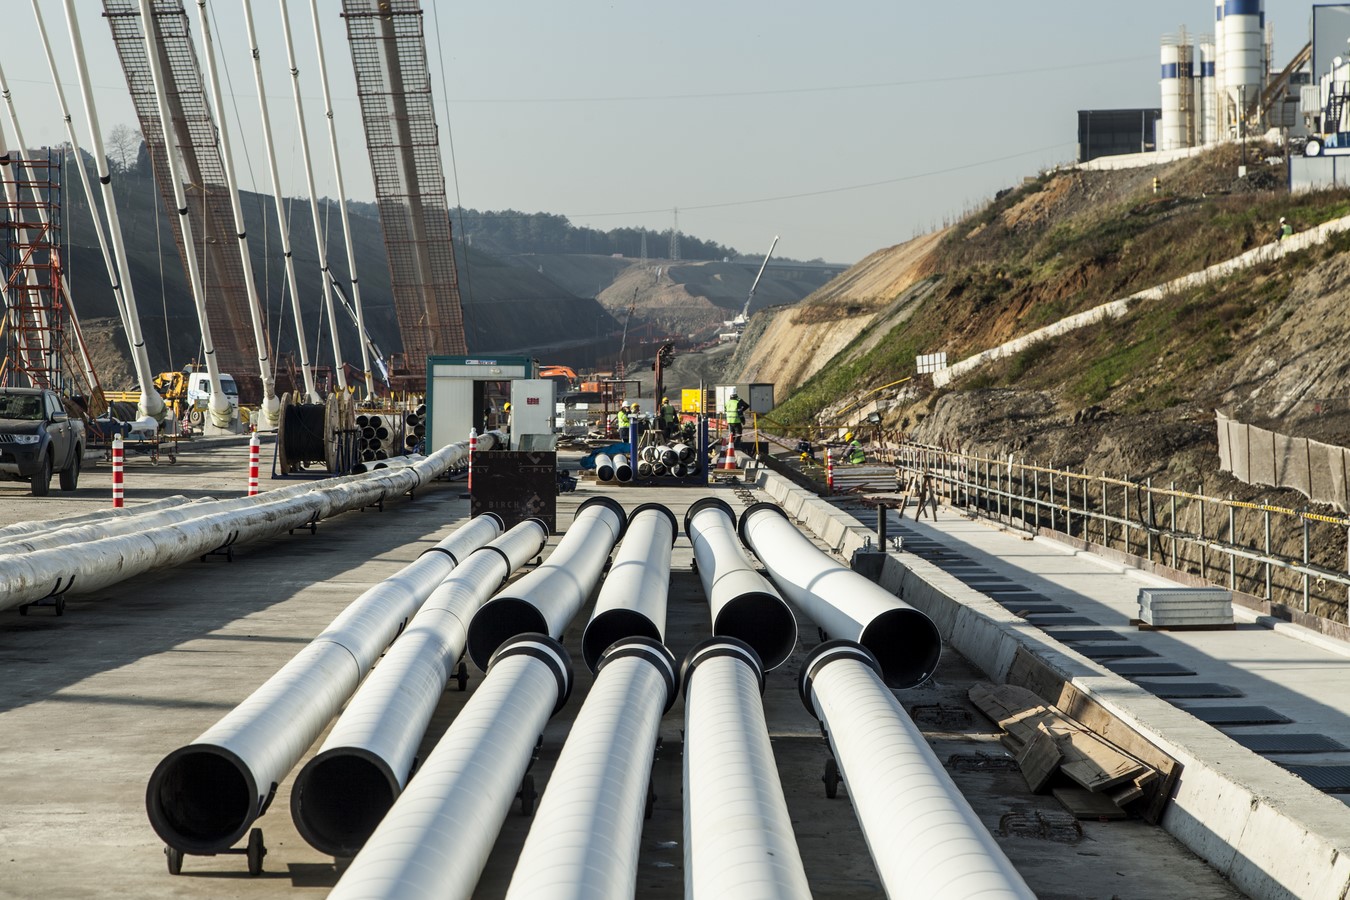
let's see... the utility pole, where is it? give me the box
[669,208,681,261]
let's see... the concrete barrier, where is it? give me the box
[756,465,1350,899]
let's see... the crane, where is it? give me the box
[615,287,638,380]
[729,235,779,331]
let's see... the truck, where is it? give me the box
[0,387,86,496]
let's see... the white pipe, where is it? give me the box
[594,452,615,482]
[193,0,280,429]
[0,495,197,545]
[290,518,548,857]
[683,638,811,900]
[328,635,573,900]
[0,497,222,557]
[613,452,632,483]
[506,637,677,900]
[673,442,693,463]
[136,0,231,428]
[277,0,347,392]
[799,642,1034,899]
[581,502,676,671]
[0,439,479,613]
[59,0,165,420]
[145,512,502,854]
[684,498,797,670]
[307,0,375,400]
[240,0,318,402]
[466,496,626,669]
[739,501,940,688]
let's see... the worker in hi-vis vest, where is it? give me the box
[725,389,745,440]
[616,403,630,437]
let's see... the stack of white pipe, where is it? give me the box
[403,404,427,450]
[466,496,627,670]
[799,642,1034,899]
[328,635,574,900]
[739,501,940,688]
[636,443,693,478]
[683,637,811,899]
[0,436,489,613]
[505,637,678,899]
[356,413,397,462]
[145,513,503,855]
[580,502,676,671]
[290,518,549,857]
[684,498,797,670]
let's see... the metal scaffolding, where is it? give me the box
[341,0,467,387]
[102,0,263,398]
[0,151,62,390]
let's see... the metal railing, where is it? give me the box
[883,444,1350,620]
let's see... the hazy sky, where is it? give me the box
[0,1,1316,264]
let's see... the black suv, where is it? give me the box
[0,388,85,496]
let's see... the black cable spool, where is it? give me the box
[282,402,328,467]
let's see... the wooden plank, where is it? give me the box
[1053,787,1130,820]
[1055,729,1146,792]
[1017,724,1062,792]
[1006,647,1183,823]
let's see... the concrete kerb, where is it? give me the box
[752,466,1350,899]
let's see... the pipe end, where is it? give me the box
[479,510,506,530]
[860,607,943,689]
[490,633,573,715]
[681,637,764,699]
[466,597,549,671]
[798,640,883,718]
[145,743,260,855]
[736,500,789,545]
[683,496,735,538]
[713,591,798,671]
[581,608,663,674]
[629,502,678,545]
[290,747,400,858]
[598,636,680,713]
[577,495,629,541]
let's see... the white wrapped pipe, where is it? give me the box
[613,452,633,483]
[673,442,693,463]
[683,638,811,900]
[594,453,615,482]
[799,642,1034,899]
[329,635,573,900]
[684,498,797,670]
[466,496,626,670]
[0,495,197,545]
[739,501,940,689]
[144,513,502,854]
[505,638,677,900]
[581,503,676,672]
[290,519,548,856]
[0,440,478,613]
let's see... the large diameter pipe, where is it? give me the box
[290,519,548,857]
[144,514,501,854]
[594,452,615,482]
[581,503,676,671]
[682,638,811,900]
[0,439,479,613]
[739,501,940,688]
[613,452,633,483]
[466,496,627,670]
[0,495,197,546]
[505,637,678,899]
[328,635,573,900]
[799,642,1034,899]
[684,498,797,670]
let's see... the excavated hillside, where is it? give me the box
[736,144,1350,619]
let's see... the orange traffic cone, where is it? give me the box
[720,434,737,470]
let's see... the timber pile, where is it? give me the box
[969,683,1159,820]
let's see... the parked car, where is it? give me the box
[0,388,85,496]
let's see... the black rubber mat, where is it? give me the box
[1042,629,1127,643]
[981,588,1042,596]
[1004,604,1076,615]
[957,576,1015,585]
[1281,765,1350,792]
[1075,644,1161,660]
[1106,661,1197,677]
[1025,615,1100,626]
[994,594,1056,606]
[1183,705,1293,725]
[1135,682,1244,699]
[1230,733,1349,754]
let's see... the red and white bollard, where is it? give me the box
[248,434,260,497]
[112,433,124,508]
[468,428,478,492]
[825,447,834,494]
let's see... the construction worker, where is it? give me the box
[615,402,630,438]
[1277,216,1294,241]
[659,396,678,440]
[502,401,511,433]
[725,389,745,441]
[844,431,866,464]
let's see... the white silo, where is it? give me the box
[1160,34,1195,150]
[1223,0,1265,131]
[1198,39,1217,144]
[1214,0,1227,135]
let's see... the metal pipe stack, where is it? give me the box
[290,519,549,857]
[799,642,1035,900]
[403,403,427,451]
[356,412,402,462]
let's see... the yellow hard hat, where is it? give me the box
[844,431,854,441]
[503,402,511,411]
